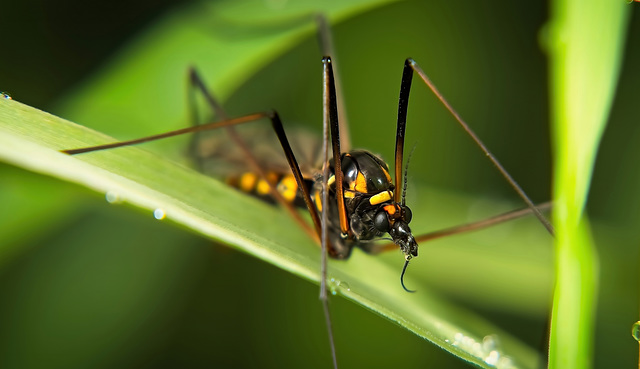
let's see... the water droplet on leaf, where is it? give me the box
[632,321,640,342]
[153,208,166,220]
[105,191,121,204]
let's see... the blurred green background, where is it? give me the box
[0,0,638,368]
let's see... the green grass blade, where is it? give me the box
[545,1,631,368]
[0,95,546,368]
[0,1,559,367]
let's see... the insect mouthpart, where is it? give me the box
[390,217,418,259]
[386,204,418,293]
[376,203,418,259]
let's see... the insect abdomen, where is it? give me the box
[226,171,310,207]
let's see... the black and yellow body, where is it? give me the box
[221,57,419,265]
[226,148,416,261]
[62,56,425,293]
[226,171,312,208]
[58,35,553,368]
[313,150,415,259]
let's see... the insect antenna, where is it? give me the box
[315,14,350,152]
[320,55,338,369]
[400,257,416,293]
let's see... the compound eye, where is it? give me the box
[373,211,390,232]
[402,206,413,223]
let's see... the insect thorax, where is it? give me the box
[225,148,407,260]
[312,150,397,259]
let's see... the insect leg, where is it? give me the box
[318,55,341,369]
[394,59,413,204]
[404,59,555,236]
[186,67,227,171]
[371,201,553,254]
[62,111,322,245]
[187,68,322,243]
[315,14,350,152]
[323,57,349,237]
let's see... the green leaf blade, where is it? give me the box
[546,0,631,368]
[0,96,545,368]
[0,1,557,367]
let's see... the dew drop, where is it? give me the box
[632,321,640,342]
[328,277,338,296]
[153,208,166,220]
[471,341,482,356]
[453,332,463,345]
[496,356,514,369]
[327,278,351,295]
[446,332,511,368]
[1,91,11,100]
[484,350,500,366]
[105,191,121,204]
[483,335,498,352]
[337,281,350,292]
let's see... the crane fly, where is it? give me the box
[61,18,554,369]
